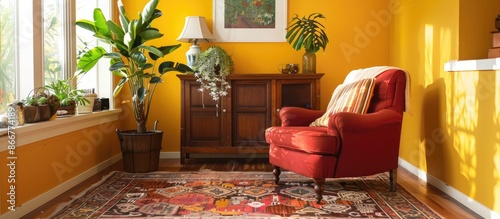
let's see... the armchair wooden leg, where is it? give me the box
[273,166,281,184]
[389,169,398,192]
[313,178,325,204]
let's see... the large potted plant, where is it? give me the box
[285,13,329,74]
[76,0,191,172]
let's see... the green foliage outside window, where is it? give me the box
[43,0,64,85]
[0,1,16,114]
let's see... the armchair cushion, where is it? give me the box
[265,126,341,156]
[310,78,376,127]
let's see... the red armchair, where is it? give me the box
[265,68,408,204]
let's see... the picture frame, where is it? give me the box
[212,0,287,42]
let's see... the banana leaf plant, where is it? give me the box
[76,0,192,133]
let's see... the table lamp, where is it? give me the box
[177,16,215,68]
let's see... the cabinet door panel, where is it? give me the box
[183,81,226,147]
[235,84,268,108]
[276,78,320,126]
[232,81,271,146]
[233,113,267,146]
[278,80,315,109]
[187,112,224,146]
[189,84,217,108]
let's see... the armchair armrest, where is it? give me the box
[328,109,402,133]
[280,107,325,126]
[328,109,404,177]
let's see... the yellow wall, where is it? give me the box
[121,0,393,152]
[392,0,500,214]
[0,121,122,214]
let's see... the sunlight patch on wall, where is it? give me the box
[494,83,500,212]
[424,24,434,86]
[439,27,452,72]
[495,140,500,212]
[449,73,478,197]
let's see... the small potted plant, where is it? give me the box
[44,78,89,116]
[22,88,60,122]
[285,13,329,74]
[192,45,234,103]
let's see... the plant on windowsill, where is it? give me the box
[75,0,191,172]
[22,89,60,123]
[192,45,234,105]
[285,13,329,74]
[44,78,90,117]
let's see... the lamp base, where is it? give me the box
[186,44,201,68]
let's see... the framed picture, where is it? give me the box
[213,0,287,42]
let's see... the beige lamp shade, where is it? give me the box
[177,16,215,44]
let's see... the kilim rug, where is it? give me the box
[49,171,442,218]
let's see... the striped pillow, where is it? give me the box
[310,78,376,127]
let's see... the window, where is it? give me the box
[0,0,16,114]
[44,0,66,83]
[0,0,112,115]
[75,0,112,97]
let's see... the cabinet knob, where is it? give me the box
[222,109,227,113]
[276,108,280,112]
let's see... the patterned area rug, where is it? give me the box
[49,171,442,218]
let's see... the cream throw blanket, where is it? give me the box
[344,66,411,113]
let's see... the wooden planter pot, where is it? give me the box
[24,105,58,123]
[117,129,162,173]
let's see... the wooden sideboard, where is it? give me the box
[177,73,324,164]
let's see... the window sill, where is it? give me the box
[0,109,121,152]
[444,58,500,72]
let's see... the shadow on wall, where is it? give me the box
[421,78,456,180]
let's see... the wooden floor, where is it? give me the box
[23,158,482,219]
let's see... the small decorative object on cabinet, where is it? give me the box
[178,73,323,164]
[285,13,329,74]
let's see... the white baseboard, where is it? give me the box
[398,158,499,219]
[1,154,122,219]
[160,151,179,159]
